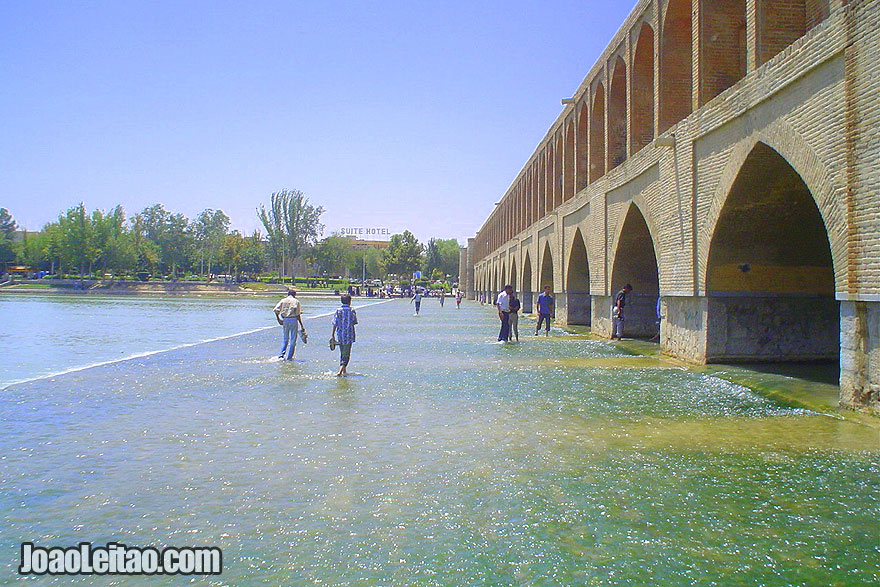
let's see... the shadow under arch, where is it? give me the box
[610,203,660,338]
[565,228,591,325]
[521,251,534,313]
[705,142,838,365]
[539,242,554,294]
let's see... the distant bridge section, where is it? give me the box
[461,0,880,414]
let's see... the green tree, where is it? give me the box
[0,208,18,266]
[435,238,461,278]
[240,231,266,275]
[57,203,95,276]
[192,209,230,276]
[383,231,422,276]
[219,230,245,278]
[257,188,324,278]
[314,234,353,276]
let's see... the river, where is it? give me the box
[0,295,876,585]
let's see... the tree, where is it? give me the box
[219,231,245,278]
[313,234,353,276]
[383,231,422,276]
[0,208,18,266]
[257,188,324,278]
[57,203,95,276]
[192,209,230,276]
[435,238,461,278]
[240,231,267,276]
[0,208,17,239]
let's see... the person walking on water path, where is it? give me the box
[440,290,445,307]
[611,283,632,341]
[273,289,306,361]
[411,290,423,315]
[495,284,513,343]
[330,294,358,377]
[456,290,463,309]
[509,292,521,342]
[535,285,554,336]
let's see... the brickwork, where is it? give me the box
[469,0,878,412]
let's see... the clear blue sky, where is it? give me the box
[1,1,636,244]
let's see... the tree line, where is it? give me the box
[1,189,460,282]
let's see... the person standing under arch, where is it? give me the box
[535,285,554,336]
[611,283,632,341]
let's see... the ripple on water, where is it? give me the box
[0,300,877,586]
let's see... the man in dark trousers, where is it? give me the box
[611,283,632,340]
[495,284,513,343]
[535,285,554,336]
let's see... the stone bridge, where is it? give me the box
[461,0,879,413]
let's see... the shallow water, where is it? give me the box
[0,293,341,387]
[0,298,877,585]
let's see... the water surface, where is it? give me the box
[0,298,876,586]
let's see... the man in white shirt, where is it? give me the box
[495,284,513,343]
[274,289,305,360]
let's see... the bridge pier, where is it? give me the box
[840,301,880,414]
[521,290,533,314]
[557,292,590,326]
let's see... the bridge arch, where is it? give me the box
[699,127,845,290]
[565,228,591,325]
[758,0,830,66]
[521,250,534,313]
[703,141,838,362]
[576,102,589,191]
[608,55,627,171]
[590,82,606,182]
[539,242,555,295]
[659,0,693,133]
[509,256,518,296]
[631,22,654,154]
[610,202,661,337]
[699,0,746,106]
[564,122,575,201]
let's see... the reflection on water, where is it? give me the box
[0,299,877,586]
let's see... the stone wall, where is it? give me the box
[840,301,880,415]
[705,295,839,361]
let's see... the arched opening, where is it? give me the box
[555,134,564,208]
[522,252,534,313]
[659,0,693,133]
[510,258,518,297]
[631,23,654,155]
[546,145,556,212]
[705,142,837,364]
[564,123,575,201]
[539,157,547,218]
[611,204,660,338]
[565,229,591,325]
[757,0,830,66]
[576,102,589,191]
[700,0,746,106]
[499,264,506,292]
[539,243,554,298]
[608,56,627,171]
[589,83,606,183]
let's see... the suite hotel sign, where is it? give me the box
[340,227,391,238]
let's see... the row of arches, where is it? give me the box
[476,140,838,363]
[475,0,832,260]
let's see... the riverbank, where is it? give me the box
[0,280,344,296]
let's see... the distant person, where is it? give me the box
[509,292,521,342]
[456,291,463,309]
[411,290,423,315]
[440,290,446,307]
[330,294,358,377]
[535,285,554,336]
[273,289,305,360]
[611,283,632,341]
[495,284,513,343]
